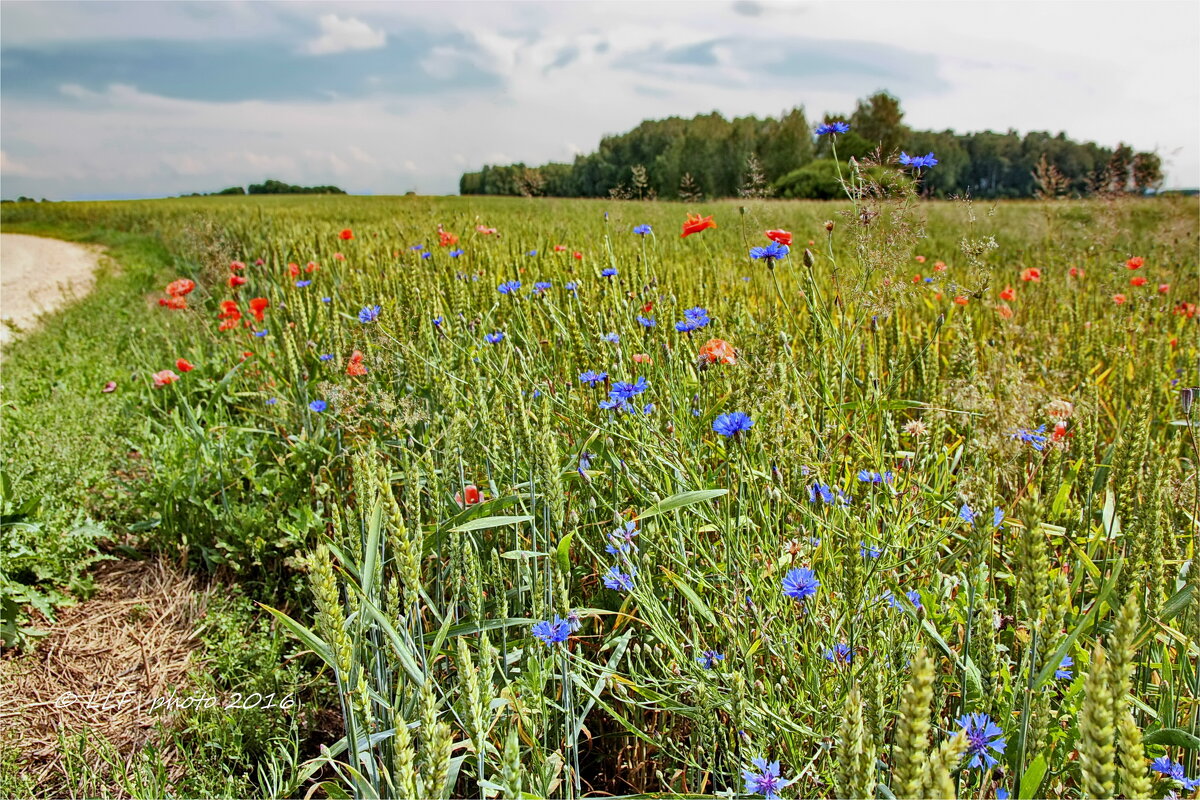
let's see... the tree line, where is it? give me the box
[459,92,1164,200]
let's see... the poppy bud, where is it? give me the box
[824,220,834,232]
[803,249,814,268]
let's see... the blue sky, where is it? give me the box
[2,0,1197,199]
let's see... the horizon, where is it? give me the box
[2,0,1198,201]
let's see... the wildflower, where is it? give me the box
[898,151,938,170]
[713,411,753,437]
[476,225,497,235]
[152,370,179,388]
[959,503,977,525]
[1175,301,1197,318]
[253,329,268,338]
[526,250,538,257]
[498,280,522,295]
[305,261,318,273]
[175,358,194,373]
[534,281,552,293]
[609,377,649,402]
[636,315,656,328]
[573,251,583,260]
[1126,256,1144,269]
[993,507,1005,528]
[749,242,790,264]
[956,713,1007,770]
[1021,268,1041,282]
[681,213,717,238]
[824,643,852,664]
[1051,420,1069,442]
[421,252,432,260]
[885,589,922,610]
[605,521,639,554]
[230,260,245,271]
[333,252,345,261]
[1151,757,1176,777]
[102,381,117,393]
[954,295,969,305]
[1011,425,1049,451]
[856,470,894,484]
[697,650,725,670]
[433,315,443,327]
[531,616,570,646]
[603,565,636,592]
[816,121,850,135]
[1069,266,1083,277]
[742,757,795,800]
[1055,655,1073,680]
[410,244,425,251]
[698,337,737,367]
[553,244,567,252]
[265,397,276,405]
[339,229,353,240]
[566,281,579,292]
[166,278,196,297]
[1158,283,1170,293]
[485,332,505,344]
[229,275,247,288]
[675,306,711,332]
[566,610,583,632]
[580,370,608,387]
[633,224,652,236]
[160,296,187,309]
[1046,399,1074,419]
[346,350,367,376]
[449,248,464,257]
[438,229,458,247]
[295,280,311,288]
[904,420,928,437]
[455,485,482,506]
[319,354,334,361]
[860,543,881,559]
[249,297,269,321]
[289,262,301,278]
[601,267,618,277]
[915,255,927,263]
[934,261,947,271]
[765,229,792,246]
[782,567,819,601]
[358,305,382,323]
[308,400,327,412]
[632,353,652,364]
[995,303,1014,319]
[321,297,331,303]
[602,332,620,344]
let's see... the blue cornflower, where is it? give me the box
[295,280,311,287]
[956,713,1006,770]
[266,397,278,405]
[816,121,851,135]
[602,332,620,344]
[1055,656,1074,681]
[599,397,633,412]
[742,757,794,800]
[857,470,894,484]
[697,650,725,670]
[448,249,464,258]
[566,281,579,292]
[578,452,592,471]
[642,403,655,415]
[606,521,639,555]
[601,267,618,277]
[1011,425,1049,451]
[254,329,268,337]
[580,370,608,386]
[860,543,882,559]
[809,483,834,504]
[675,306,711,332]
[433,315,443,327]
[527,249,538,256]
[1151,757,1175,776]
[319,353,334,361]
[885,589,923,610]
[498,280,522,295]
[824,643,852,665]
[308,400,327,412]
[898,151,939,170]
[637,315,656,328]
[749,242,790,262]
[603,565,636,592]
[321,296,331,303]
[782,567,819,602]
[713,411,753,437]
[484,332,505,344]
[421,252,432,260]
[531,616,570,646]
[997,790,1009,800]
[959,503,977,525]
[993,507,1005,528]
[410,244,425,251]
[632,224,652,236]
[565,609,583,632]
[610,377,649,401]
[534,281,552,293]
[358,305,382,323]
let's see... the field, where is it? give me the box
[1,188,1198,799]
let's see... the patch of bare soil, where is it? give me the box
[0,233,105,347]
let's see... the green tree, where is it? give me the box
[850,91,907,153]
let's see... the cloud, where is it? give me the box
[0,150,33,176]
[304,14,386,56]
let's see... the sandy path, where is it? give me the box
[0,233,104,346]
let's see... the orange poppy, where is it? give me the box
[953,296,968,305]
[681,213,717,238]
[995,304,1014,319]
[1021,268,1041,282]
[698,338,737,367]
[934,261,947,272]
[915,255,926,263]
[572,251,583,260]
[438,229,459,247]
[1125,256,1143,269]
[334,252,346,261]
[288,262,300,278]
[306,261,318,273]
[339,229,354,240]
[249,297,268,321]
[166,279,196,297]
[554,244,567,252]
[161,296,187,310]
[1158,284,1170,294]
[765,229,792,246]
[1175,302,1196,319]
[175,358,195,373]
[632,353,652,364]
[1112,294,1127,305]
[346,350,367,376]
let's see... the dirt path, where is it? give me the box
[0,233,104,346]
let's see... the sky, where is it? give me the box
[2,0,1197,200]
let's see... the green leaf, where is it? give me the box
[555,531,574,575]
[1143,728,1200,749]
[635,489,728,521]
[1019,754,1048,799]
[450,515,533,533]
[259,604,335,669]
[1034,557,1122,689]
[662,568,716,626]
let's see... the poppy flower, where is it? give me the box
[166,278,196,297]
[915,255,926,263]
[999,286,1015,301]
[162,296,187,310]
[334,252,345,261]
[346,350,367,376]
[698,338,738,367]
[1128,276,1147,287]
[934,292,944,301]
[1051,421,1070,442]
[240,351,254,361]
[632,353,652,364]
[1069,267,1083,277]
[228,275,247,288]
[152,370,179,388]
[306,261,318,273]
[765,229,792,246]
[953,295,968,305]
[476,225,497,235]
[572,251,583,260]
[1158,284,1170,294]
[288,262,300,278]
[995,304,1014,319]
[230,260,245,271]
[219,300,240,318]
[681,213,717,238]
[912,274,923,283]
[339,229,354,241]
[1126,256,1143,269]
[254,258,264,266]
[554,244,567,252]
[438,229,459,247]
[1021,268,1041,282]
[1112,293,1127,305]
[455,484,483,506]
[175,358,195,373]
[934,261,947,272]
[249,297,268,321]
[1175,302,1196,319]
[102,381,117,393]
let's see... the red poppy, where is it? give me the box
[1051,421,1070,442]
[152,370,179,388]
[632,353,652,364]
[249,297,268,321]
[1112,293,1127,305]
[254,258,264,266]
[476,225,497,235]
[915,255,926,263]
[698,338,737,367]
[455,484,482,506]
[999,286,1015,301]
[1158,284,1170,294]
[912,274,923,283]
[166,278,196,297]
[346,350,367,376]
[681,213,717,238]
[1069,267,1083,277]
[572,251,583,260]
[553,244,568,252]
[334,252,345,261]
[1129,276,1147,287]
[162,296,187,310]
[1021,268,1041,282]
[230,260,246,272]
[306,261,318,273]
[953,296,968,305]
[1125,256,1143,269]
[1175,302,1197,319]
[228,275,247,288]
[995,304,1014,319]
[934,292,944,301]
[175,358,195,373]
[240,351,253,361]
[934,261,947,272]
[219,300,240,318]
[642,301,654,313]
[288,262,300,278]
[765,229,792,246]
[438,229,459,247]
[339,229,354,241]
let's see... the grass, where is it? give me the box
[1,186,1198,799]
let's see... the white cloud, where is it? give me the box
[304,14,386,56]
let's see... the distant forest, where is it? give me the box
[460,91,1164,200]
[182,179,346,197]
